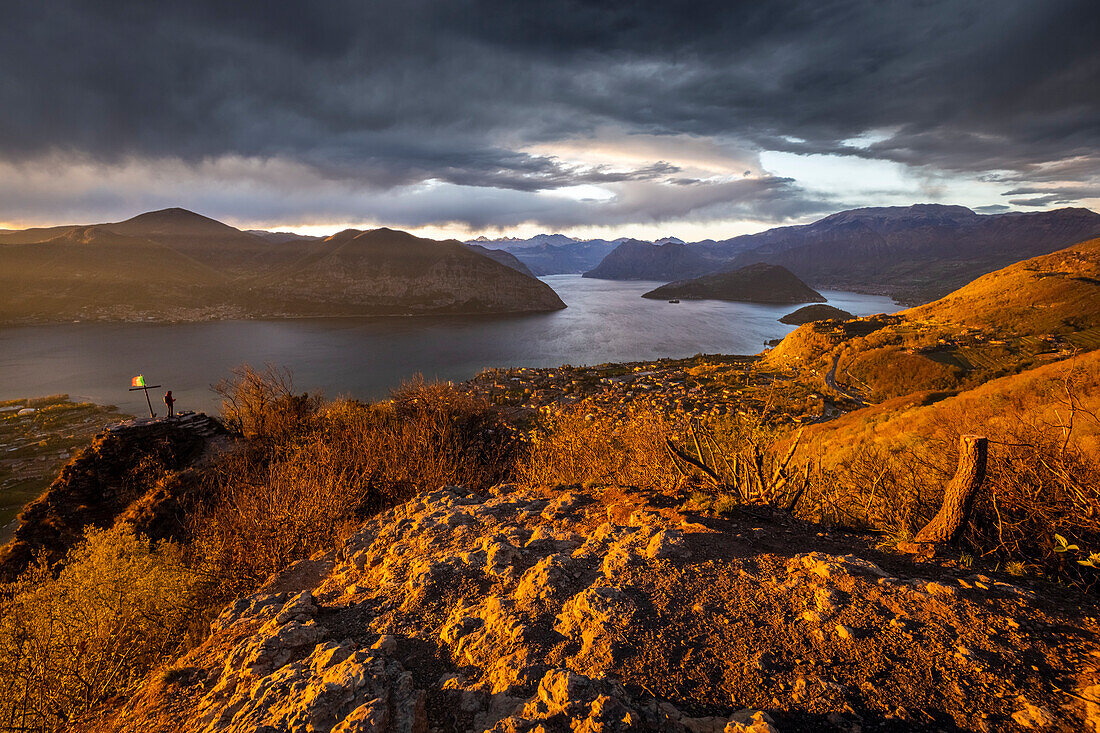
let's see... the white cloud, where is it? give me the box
[758,150,1022,211]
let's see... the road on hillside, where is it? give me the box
[825,355,870,408]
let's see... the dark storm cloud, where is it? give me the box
[0,0,1096,226]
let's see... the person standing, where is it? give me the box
[164,390,176,418]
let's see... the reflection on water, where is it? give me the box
[0,276,900,415]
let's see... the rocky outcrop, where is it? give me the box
[112,483,1100,732]
[778,304,854,325]
[0,412,227,580]
[642,264,825,304]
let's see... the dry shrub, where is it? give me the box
[0,526,210,732]
[924,387,1100,585]
[797,357,1100,588]
[519,404,816,508]
[797,445,930,540]
[213,363,322,450]
[385,376,519,491]
[196,373,519,595]
[519,405,686,491]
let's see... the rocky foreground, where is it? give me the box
[109,483,1100,733]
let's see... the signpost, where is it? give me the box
[128,375,162,418]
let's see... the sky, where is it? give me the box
[0,0,1097,241]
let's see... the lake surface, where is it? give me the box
[0,276,900,415]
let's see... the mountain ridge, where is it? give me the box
[585,205,1100,304]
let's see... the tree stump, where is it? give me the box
[913,434,988,545]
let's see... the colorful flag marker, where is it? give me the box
[128,375,162,417]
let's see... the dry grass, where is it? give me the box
[518,405,686,491]
[907,236,1100,335]
[769,238,1100,406]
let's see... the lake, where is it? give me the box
[0,276,900,415]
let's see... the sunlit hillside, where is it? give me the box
[768,236,1100,402]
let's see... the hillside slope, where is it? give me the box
[903,236,1100,334]
[0,226,240,322]
[768,237,1100,402]
[801,349,1100,470]
[465,243,538,278]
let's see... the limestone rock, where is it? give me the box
[104,481,1089,732]
[555,586,636,656]
[1012,697,1055,728]
[726,709,779,733]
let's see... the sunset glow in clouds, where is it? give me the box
[0,1,1096,239]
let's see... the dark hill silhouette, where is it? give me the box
[323,228,365,243]
[779,304,854,325]
[109,207,244,237]
[715,205,1100,303]
[642,263,825,304]
[246,230,323,245]
[104,208,296,277]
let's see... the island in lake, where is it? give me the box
[641,263,826,304]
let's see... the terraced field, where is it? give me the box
[952,345,1015,371]
[1066,326,1100,351]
